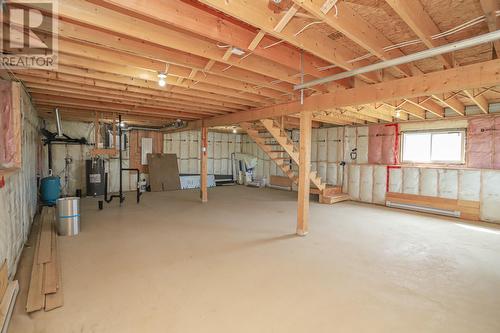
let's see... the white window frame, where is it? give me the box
[400,129,466,165]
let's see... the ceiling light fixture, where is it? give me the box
[158,72,167,87]
[230,47,246,56]
[232,127,237,134]
[395,108,402,118]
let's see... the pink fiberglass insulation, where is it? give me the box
[0,81,14,169]
[368,124,398,165]
[467,117,494,169]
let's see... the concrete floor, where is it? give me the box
[9,186,500,333]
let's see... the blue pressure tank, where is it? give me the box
[41,176,61,205]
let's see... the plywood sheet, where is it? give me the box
[147,153,180,191]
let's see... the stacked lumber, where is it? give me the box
[0,261,19,333]
[26,207,63,313]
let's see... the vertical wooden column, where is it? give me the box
[297,112,312,236]
[200,126,208,203]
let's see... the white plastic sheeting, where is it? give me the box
[481,171,500,223]
[165,130,241,175]
[372,166,387,204]
[458,170,480,201]
[438,169,458,199]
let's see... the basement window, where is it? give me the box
[401,130,465,164]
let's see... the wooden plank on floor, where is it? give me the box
[0,261,7,302]
[43,221,58,294]
[26,212,45,313]
[44,230,63,311]
[37,207,53,264]
[0,280,19,333]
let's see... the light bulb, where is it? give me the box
[158,72,167,87]
[232,128,237,134]
[395,109,401,118]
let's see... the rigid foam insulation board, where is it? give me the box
[326,163,338,185]
[419,168,438,197]
[458,170,481,201]
[403,168,419,194]
[372,166,387,204]
[481,170,500,223]
[438,169,458,199]
[311,162,317,173]
[356,127,369,164]
[327,127,340,163]
[348,165,360,200]
[389,168,403,193]
[359,165,373,203]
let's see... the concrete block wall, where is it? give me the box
[0,87,39,277]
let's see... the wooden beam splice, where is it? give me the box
[274,4,299,33]
[463,89,489,114]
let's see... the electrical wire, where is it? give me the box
[317,10,500,71]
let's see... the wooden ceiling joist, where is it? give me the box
[201,59,500,127]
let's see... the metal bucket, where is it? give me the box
[56,197,80,236]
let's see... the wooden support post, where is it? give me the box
[297,112,312,236]
[200,126,208,203]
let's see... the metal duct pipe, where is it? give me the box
[55,108,64,138]
[294,30,500,90]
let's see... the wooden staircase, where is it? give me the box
[241,119,349,204]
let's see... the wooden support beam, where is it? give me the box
[432,93,466,116]
[201,59,500,127]
[384,0,454,68]
[293,0,413,77]
[297,112,312,236]
[274,4,298,33]
[480,0,500,58]
[200,126,208,203]
[463,89,489,114]
[248,30,266,51]
[405,97,445,117]
[197,0,380,83]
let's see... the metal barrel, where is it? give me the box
[56,197,80,236]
